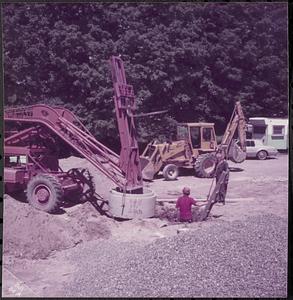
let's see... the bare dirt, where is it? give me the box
[2,153,288,297]
[3,197,112,259]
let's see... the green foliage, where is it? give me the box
[3,3,288,151]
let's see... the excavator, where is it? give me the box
[140,101,247,181]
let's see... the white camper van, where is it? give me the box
[248,117,288,151]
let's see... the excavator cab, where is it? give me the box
[177,123,217,152]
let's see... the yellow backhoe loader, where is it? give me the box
[140,101,246,180]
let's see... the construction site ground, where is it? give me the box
[2,153,288,297]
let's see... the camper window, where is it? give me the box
[273,125,284,135]
[253,126,266,134]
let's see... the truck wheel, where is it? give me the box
[162,164,179,181]
[257,150,268,160]
[27,174,63,213]
[194,153,217,178]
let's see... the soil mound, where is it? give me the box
[3,195,111,259]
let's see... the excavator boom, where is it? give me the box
[218,101,247,163]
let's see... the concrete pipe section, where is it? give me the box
[108,188,156,219]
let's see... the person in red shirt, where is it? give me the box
[176,187,197,223]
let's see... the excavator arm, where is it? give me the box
[218,101,247,163]
[199,169,229,221]
[199,102,246,220]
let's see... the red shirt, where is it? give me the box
[176,195,197,220]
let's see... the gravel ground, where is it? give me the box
[63,213,287,298]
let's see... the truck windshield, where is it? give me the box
[177,125,189,140]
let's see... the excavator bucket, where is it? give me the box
[228,140,246,163]
[140,141,164,181]
[140,157,156,181]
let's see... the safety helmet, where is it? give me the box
[183,187,190,195]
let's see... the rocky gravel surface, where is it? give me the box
[63,213,287,298]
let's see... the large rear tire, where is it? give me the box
[27,174,63,213]
[162,164,179,181]
[194,153,217,178]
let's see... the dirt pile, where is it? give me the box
[3,195,111,260]
[2,156,184,260]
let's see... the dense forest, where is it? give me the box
[3,3,288,151]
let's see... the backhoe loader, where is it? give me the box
[140,101,246,180]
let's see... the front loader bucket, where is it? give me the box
[140,157,156,181]
[228,140,246,163]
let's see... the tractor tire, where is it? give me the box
[162,164,179,181]
[27,174,63,213]
[257,150,268,160]
[194,153,217,178]
[67,168,95,202]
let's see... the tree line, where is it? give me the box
[3,2,288,151]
